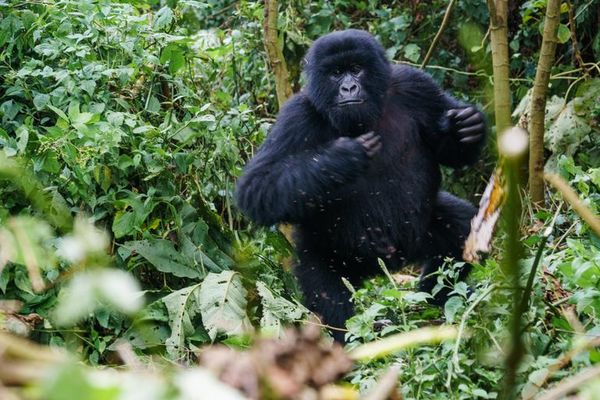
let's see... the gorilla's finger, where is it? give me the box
[358,131,376,141]
[459,133,484,144]
[455,107,477,120]
[366,141,382,157]
[362,133,381,148]
[446,109,457,118]
[457,123,485,137]
[456,112,483,128]
[356,131,376,146]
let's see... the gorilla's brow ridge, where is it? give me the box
[313,49,371,71]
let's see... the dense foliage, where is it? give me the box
[0,0,599,398]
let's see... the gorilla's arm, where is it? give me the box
[235,95,374,226]
[391,66,487,168]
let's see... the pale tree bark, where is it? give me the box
[262,0,294,245]
[487,0,512,133]
[529,0,561,205]
[263,0,293,107]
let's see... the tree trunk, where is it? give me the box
[263,0,293,108]
[262,0,294,246]
[487,0,512,133]
[528,0,561,205]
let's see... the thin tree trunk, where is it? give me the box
[487,0,511,133]
[262,0,294,245]
[529,0,561,205]
[263,0,293,107]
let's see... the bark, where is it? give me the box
[262,0,294,245]
[529,0,561,205]
[263,0,293,108]
[487,0,512,133]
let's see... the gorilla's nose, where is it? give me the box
[341,82,359,95]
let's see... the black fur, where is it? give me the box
[235,30,486,341]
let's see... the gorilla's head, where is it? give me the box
[304,30,391,135]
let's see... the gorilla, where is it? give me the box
[235,30,487,341]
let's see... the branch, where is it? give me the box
[544,173,600,236]
[566,0,587,72]
[421,0,456,68]
[528,0,561,204]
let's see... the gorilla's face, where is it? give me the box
[304,30,392,135]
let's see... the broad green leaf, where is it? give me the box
[256,281,306,335]
[123,239,203,279]
[153,6,173,31]
[112,211,136,238]
[80,80,96,96]
[444,296,464,324]
[403,43,421,63]
[54,269,142,326]
[47,104,69,122]
[557,24,570,44]
[33,93,50,110]
[198,271,252,340]
[162,284,201,358]
[67,101,80,121]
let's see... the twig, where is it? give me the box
[544,173,600,236]
[446,284,497,388]
[364,366,402,400]
[522,336,600,399]
[421,0,456,68]
[566,0,587,73]
[537,365,600,400]
[349,326,458,361]
[519,206,560,314]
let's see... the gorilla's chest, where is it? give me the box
[302,114,441,255]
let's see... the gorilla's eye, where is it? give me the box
[332,67,342,76]
[350,64,362,74]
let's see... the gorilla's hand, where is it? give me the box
[334,131,381,159]
[356,131,382,158]
[446,107,485,144]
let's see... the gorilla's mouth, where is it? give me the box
[337,99,364,106]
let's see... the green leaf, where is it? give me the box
[444,296,464,323]
[67,101,80,121]
[47,104,69,122]
[80,80,96,96]
[256,281,307,335]
[403,43,421,63]
[112,211,136,238]
[33,93,50,110]
[123,239,203,279]
[557,24,570,44]
[169,48,185,74]
[199,271,252,340]
[153,7,173,31]
[162,284,201,359]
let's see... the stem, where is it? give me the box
[421,0,456,68]
[545,173,600,236]
[501,152,525,400]
[528,0,561,205]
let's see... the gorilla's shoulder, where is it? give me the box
[278,92,326,123]
[389,64,445,108]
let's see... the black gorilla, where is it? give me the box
[236,30,487,341]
